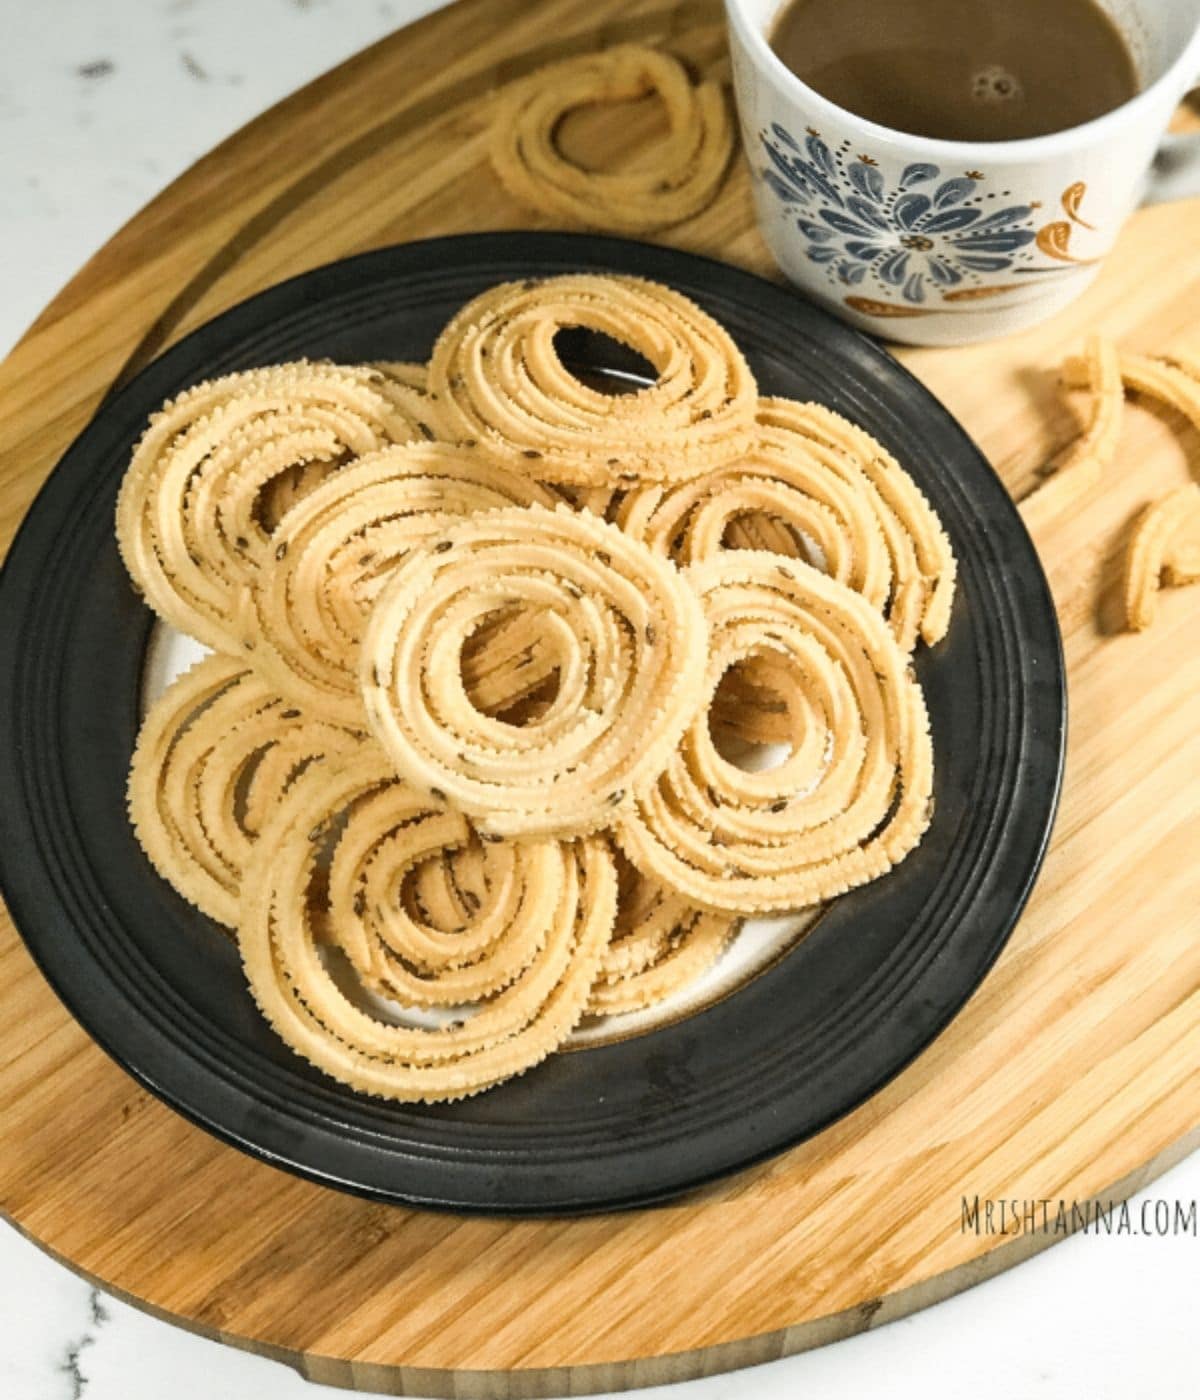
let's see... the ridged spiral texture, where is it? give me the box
[427,274,758,484]
[128,655,361,928]
[489,44,734,234]
[360,503,710,838]
[250,441,557,726]
[115,360,435,651]
[616,552,934,914]
[236,749,618,1101]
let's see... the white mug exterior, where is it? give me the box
[727,0,1200,345]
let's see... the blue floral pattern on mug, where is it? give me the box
[759,124,1043,304]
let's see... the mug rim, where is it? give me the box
[726,0,1200,160]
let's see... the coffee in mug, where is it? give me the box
[769,0,1138,142]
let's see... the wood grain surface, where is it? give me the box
[2,0,1198,1394]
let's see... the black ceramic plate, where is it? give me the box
[0,234,1064,1214]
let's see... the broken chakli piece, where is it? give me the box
[1024,337,1200,631]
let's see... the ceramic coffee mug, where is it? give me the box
[727,0,1200,344]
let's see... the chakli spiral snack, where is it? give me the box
[1123,483,1200,631]
[360,503,710,837]
[490,44,734,234]
[616,430,890,596]
[328,785,578,1013]
[116,361,433,651]
[251,442,557,726]
[616,394,958,649]
[391,835,700,1005]
[427,275,758,484]
[128,655,359,927]
[616,553,933,915]
[237,750,618,1101]
[120,271,957,1102]
[615,395,955,745]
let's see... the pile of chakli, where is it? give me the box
[119,273,956,1102]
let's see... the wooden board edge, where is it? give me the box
[5,1125,1197,1396]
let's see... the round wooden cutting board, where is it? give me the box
[1,0,1198,1394]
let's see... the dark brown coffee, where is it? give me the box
[769,0,1139,142]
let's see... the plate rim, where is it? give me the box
[0,232,1066,1214]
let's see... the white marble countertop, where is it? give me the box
[1,1,1196,1396]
